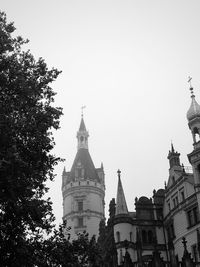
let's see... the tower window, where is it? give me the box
[167,200,171,211]
[193,127,200,143]
[130,232,132,242]
[78,201,83,211]
[81,168,84,177]
[116,231,120,242]
[187,207,199,227]
[180,190,185,202]
[148,230,153,243]
[80,136,84,142]
[167,222,175,240]
[77,217,83,227]
[142,230,147,243]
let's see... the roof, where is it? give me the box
[69,148,100,182]
[79,117,86,131]
[116,173,128,215]
[187,95,200,121]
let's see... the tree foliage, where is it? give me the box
[0,11,62,266]
[0,11,104,267]
[42,227,103,266]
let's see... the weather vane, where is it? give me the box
[188,76,194,96]
[81,106,86,117]
[188,76,192,88]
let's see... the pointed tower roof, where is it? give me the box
[187,82,200,121]
[79,116,86,131]
[68,115,100,182]
[69,148,100,182]
[116,170,128,215]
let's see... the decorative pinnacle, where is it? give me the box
[117,169,121,178]
[171,141,175,153]
[188,76,194,97]
[81,105,86,117]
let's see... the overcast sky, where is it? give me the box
[2,0,200,224]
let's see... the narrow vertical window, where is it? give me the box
[116,231,120,242]
[78,201,83,211]
[142,230,147,243]
[130,232,132,242]
[78,217,83,227]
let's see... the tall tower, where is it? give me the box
[62,115,105,239]
[187,80,200,212]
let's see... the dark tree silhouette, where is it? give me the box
[0,11,63,266]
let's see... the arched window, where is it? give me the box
[142,230,147,243]
[116,231,120,242]
[193,127,200,143]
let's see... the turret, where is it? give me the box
[62,114,105,239]
[186,80,200,146]
[187,78,200,213]
[167,143,181,169]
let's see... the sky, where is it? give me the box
[2,0,200,224]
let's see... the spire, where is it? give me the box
[79,117,86,131]
[167,143,181,169]
[171,142,175,153]
[77,114,89,150]
[101,162,104,169]
[63,166,66,174]
[116,170,128,215]
[187,77,200,121]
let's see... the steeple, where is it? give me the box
[167,143,181,169]
[77,115,89,150]
[186,77,200,145]
[186,89,200,122]
[68,114,100,183]
[116,170,128,215]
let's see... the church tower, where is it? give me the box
[62,115,105,239]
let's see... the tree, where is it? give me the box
[0,11,63,266]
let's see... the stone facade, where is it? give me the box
[98,85,200,266]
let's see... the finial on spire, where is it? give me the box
[81,106,86,117]
[117,169,121,178]
[188,76,194,97]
